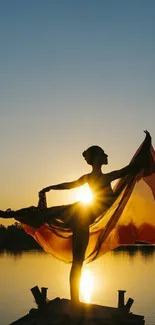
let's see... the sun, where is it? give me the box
[76,184,93,204]
[80,269,93,303]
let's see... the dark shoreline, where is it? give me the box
[0,223,41,251]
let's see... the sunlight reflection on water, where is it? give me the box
[80,268,94,303]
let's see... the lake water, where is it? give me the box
[0,248,155,325]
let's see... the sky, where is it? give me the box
[0,0,155,222]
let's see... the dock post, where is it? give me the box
[125,297,134,312]
[118,290,126,308]
[41,287,48,300]
[31,286,47,309]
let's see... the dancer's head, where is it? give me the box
[82,145,108,166]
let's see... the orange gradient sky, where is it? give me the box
[0,1,155,225]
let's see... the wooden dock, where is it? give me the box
[10,287,145,325]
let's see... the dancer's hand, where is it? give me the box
[144,130,151,142]
[143,130,152,149]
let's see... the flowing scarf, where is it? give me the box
[22,141,155,263]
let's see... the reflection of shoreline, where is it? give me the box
[0,248,43,257]
[1,245,155,259]
[113,244,155,259]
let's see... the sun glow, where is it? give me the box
[80,269,93,303]
[76,185,93,204]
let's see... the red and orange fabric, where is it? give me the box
[23,141,155,263]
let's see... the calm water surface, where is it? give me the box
[0,248,155,325]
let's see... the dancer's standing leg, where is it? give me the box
[70,226,89,304]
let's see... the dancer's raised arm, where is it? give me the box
[39,174,88,193]
[107,130,152,182]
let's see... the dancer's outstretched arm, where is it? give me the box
[107,130,152,182]
[39,174,88,193]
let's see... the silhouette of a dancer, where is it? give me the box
[38,130,151,303]
[0,131,151,304]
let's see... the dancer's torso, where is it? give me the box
[86,172,115,210]
[69,173,116,229]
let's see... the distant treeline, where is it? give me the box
[0,223,42,252]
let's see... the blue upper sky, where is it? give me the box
[0,0,155,211]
